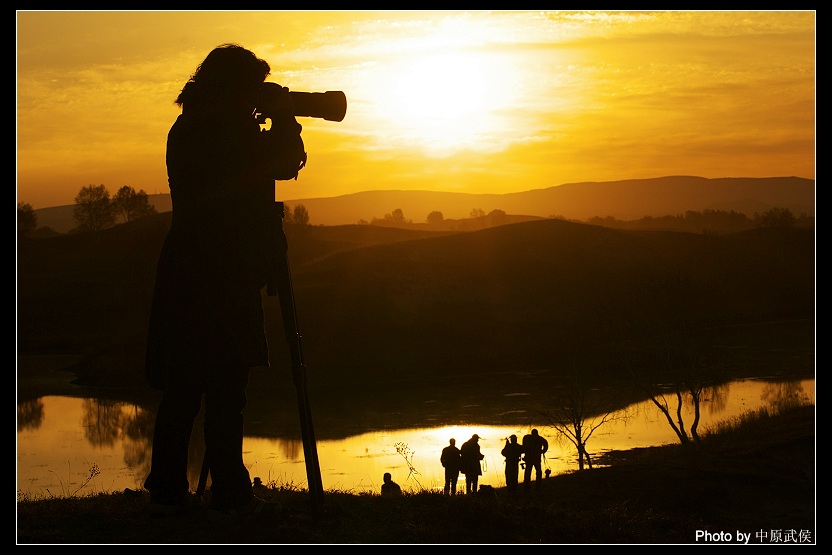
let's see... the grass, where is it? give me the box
[17,462,104,504]
[16,402,815,544]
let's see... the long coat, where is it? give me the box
[459,438,484,477]
[145,109,277,389]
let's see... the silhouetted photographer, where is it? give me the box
[522,429,549,492]
[501,434,524,492]
[143,43,344,518]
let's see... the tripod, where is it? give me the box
[196,201,325,516]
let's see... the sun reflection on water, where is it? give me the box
[17,378,814,498]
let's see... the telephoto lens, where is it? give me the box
[289,91,347,122]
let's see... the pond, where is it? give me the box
[16,376,814,499]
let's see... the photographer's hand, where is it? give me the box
[256,82,295,122]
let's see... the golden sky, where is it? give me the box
[16,10,815,210]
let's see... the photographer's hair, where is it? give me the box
[175,43,271,108]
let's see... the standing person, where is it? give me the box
[143,44,307,516]
[381,473,402,497]
[440,438,462,495]
[522,429,549,492]
[460,434,485,495]
[501,434,524,492]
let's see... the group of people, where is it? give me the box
[502,429,549,492]
[440,434,485,495]
[439,430,549,495]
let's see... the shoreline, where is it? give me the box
[16,403,815,544]
[17,355,85,400]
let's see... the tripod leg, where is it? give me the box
[269,201,325,514]
[196,452,209,497]
[194,203,323,512]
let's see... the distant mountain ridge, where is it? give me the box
[32,175,814,233]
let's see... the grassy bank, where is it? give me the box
[16,402,815,544]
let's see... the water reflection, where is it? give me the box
[17,378,814,499]
[17,398,44,431]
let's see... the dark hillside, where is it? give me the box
[284,223,456,265]
[16,213,450,390]
[287,220,814,388]
[16,214,171,386]
[17,214,815,402]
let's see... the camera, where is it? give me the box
[257,82,347,122]
[290,91,347,122]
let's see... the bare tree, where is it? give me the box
[73,184,116,233]
[539,364,631,470]
[17,202,38,237]
[622,327,730,446]
[112,185,157,223]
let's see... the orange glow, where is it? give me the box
[16,11,815,210]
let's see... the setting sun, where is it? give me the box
[373,50,519,156]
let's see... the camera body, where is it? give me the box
[257,82,347,122]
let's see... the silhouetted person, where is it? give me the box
[460,434,485,494]
[440,438,462,495]
[522,428,549,492]
[144,44,306,516]
[501,434,524,492]
[381,472,402,497]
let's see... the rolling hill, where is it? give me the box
[17,209,815,403]
[30,175,814,232]
[283,175,815,226]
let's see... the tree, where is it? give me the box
[73,184,116,233]
[389,208,407,223]
[17,202,38,237]
[622,326,730,446]
[426,211,444,225]
[487,209,507,226]
[753,207,796,228]
[370,208,412,226]
[112,186,157,224]
[292,203,310,226]
[470,208,485,218]
[539,364,630,470]
[606,268,732,447]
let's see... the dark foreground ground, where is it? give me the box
[17,404,815,545]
